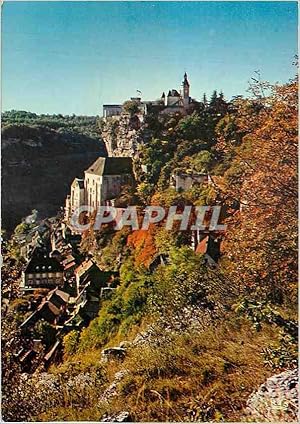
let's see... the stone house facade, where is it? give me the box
[65,157,133,221]
[20,248,64,291]
[65,178,84,221]
[103,104,123,119]
[170,171,211,192]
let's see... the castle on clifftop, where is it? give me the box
[103,73,197,119]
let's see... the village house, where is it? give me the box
[195,234,222,265]
[103,104,123,119]
[19,231,43,261]
[20,247,64,291]
[64,178,85,222]
[62,275,113,328]
[18,219,52,260]
[74,259,112,292]
[37,301,63,325]
[46,288,70,310]
[67,282,100,324]
[74,259,96,289]
[34,288,70,326]
[20,288,70,331]
[44,340,62,368]
[170,171,211,192]
[51,227,75,260]
[61,254,77,278]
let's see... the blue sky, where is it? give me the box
[2,1,297,115]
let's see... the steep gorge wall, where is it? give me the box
[2,125,106,231]
[100,115,146,158]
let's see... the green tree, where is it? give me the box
[149,247,230,331]
[123,100,140,116]
[63,330,80,357]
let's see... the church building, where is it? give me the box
[84,157,133,209]
[65,157,134,223]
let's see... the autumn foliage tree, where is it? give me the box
[216,77,297,303]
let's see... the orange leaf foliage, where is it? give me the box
[127,224,157,267]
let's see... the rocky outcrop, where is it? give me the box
[101,411,132,422]
[101,347,126,362]
[246,368,298,422]
[100,115,144,158]
[2,124,106,231]
[9,370,104,421]
[99,369,129,404]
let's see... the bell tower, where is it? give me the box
[182,72,190,107]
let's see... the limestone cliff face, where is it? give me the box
[2,124,106,231]
[100,115,145,158]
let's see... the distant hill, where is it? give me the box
[2,111,107,231]
[2,110,101,138]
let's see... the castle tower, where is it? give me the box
[182,72,190,107]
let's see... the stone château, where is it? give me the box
[103,73,197,119]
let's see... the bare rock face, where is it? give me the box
[246,368,298,422]
[2,124,106,231]
[100,115,143,158]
